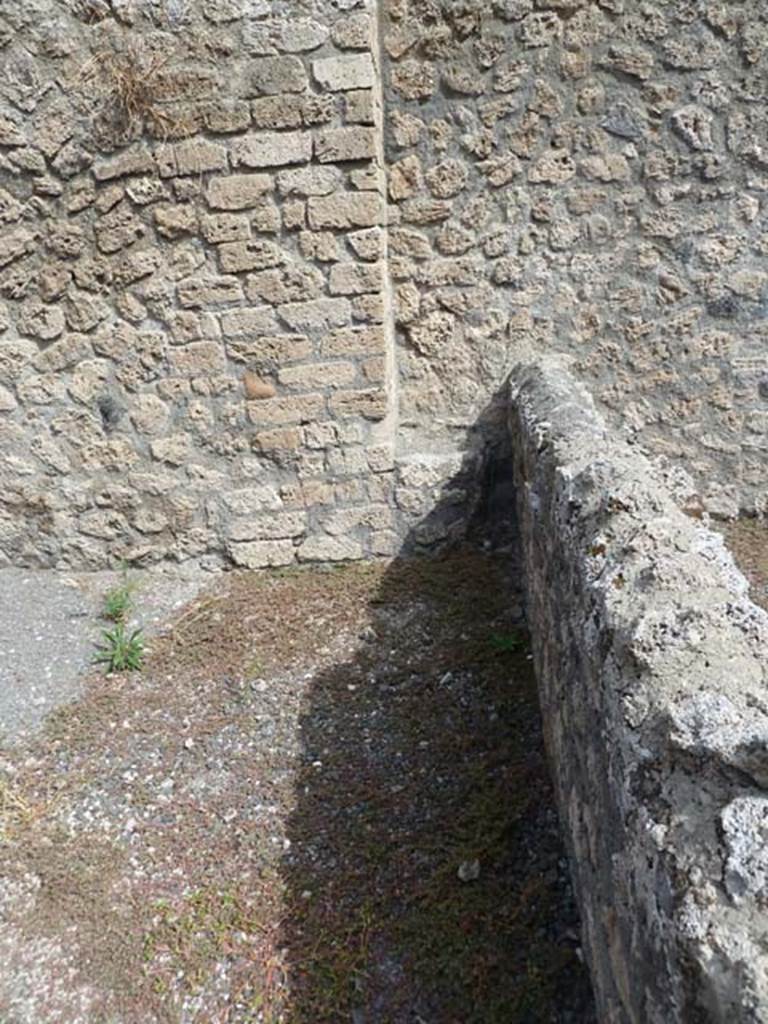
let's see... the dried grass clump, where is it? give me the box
[77,38,186,145]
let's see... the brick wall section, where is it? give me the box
[0,0,395,569]
[511,356,768,1023]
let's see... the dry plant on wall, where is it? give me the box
[75,35,192,149]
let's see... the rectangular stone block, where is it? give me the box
[345,90,375,125]
[276,166,341,197]
[218,239,287,273]
[321,326,386,357]
[297,536,362,562]
[223,486,283,515]
[156,139,228,177]
[315,126,377,163]
[220,306,279,337]
[329,387,387,420]
[247,393,327,425]
[226,334,313,364]
[228,511,307,542]
[329,261,384,295]
[307,191,380,230]
[279,361,357,390]
[169,341,227,375]
[245,56,308,96]
[206,173,273,210]
[278,298,352,331]
[200,213,251,243]
[245,265,325,305]
[312,55,375,91]
[250,94,303,130]
[93,147,155,181]
[229,540,296,568]
[177,275,244,308]
[232,132,312,169]
[322,504,394,536]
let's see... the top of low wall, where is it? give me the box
[510,355,768,1022]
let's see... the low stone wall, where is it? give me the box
[509,356,768,1023]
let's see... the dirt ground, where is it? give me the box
[719,518,768,612]
[0,550,594,1024]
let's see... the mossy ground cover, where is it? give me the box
[0,551,593,1023]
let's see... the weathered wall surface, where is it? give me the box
[382,0,768,519]
[511,355,768,1023]
[3,0,768,568]
[0,0,397,568]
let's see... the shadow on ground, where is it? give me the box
[276,440,594,1024]
[0,411,595,1023]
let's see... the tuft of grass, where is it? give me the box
[103,564,138,624]
[104,585,134,623]
[489,631,525,654]
[77,37,190,145]
[94,622,145,673]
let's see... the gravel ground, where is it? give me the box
[0,565,209,746]
[0,552,594,1024]
[719,518,768,611]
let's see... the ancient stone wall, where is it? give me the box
[382,0,768,520]
[2,0,768,569]
[0,0,397,568]
[510,355,768,1023]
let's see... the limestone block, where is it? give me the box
[130,394,170,435]
[331,13,371,49]
[329,388,387,419]
[279,361,357,389]
[528,149,576,184]
[299,230,342,262]
[169,341,227,376]
[218,239,287,273]
[277,166,341,197]
[246,56,308,95]
[220,306,280,337]
[223,486,282,514]
[207,173,273,210]
[226,334,312,364]
[278,298,352,331]
[177,275,244,308]
[280,18,329,52]
[228,511,307,542]
[154,204,198,239]
[200,212,251,243]
[345,90,375,125]
[156,139,228,177]
[321,326,386,359]
[329,261,383,295]
[95,201,145,253]
[232,132,312,169]
[425,159,469,198]
[244,265,325,305]
[150,434,194,465]
[307,192,380,229]
[315,126,377,163]
[297,535,363,562]
[0,227,36,268]
[18,299,65,341]
[391,60,436,100]
[229,540,296,568]
[313,55,376,91]
[247,393,327,424]
[93,147,155,181]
